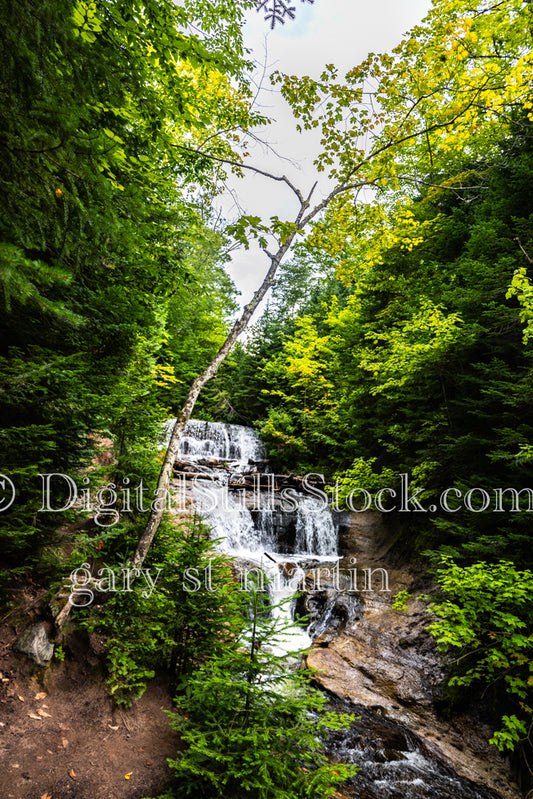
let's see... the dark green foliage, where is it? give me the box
[80,516,242,705]
[0,0,252,561]
[163,589,357,799]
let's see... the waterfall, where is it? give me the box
[294,496,337,556]
[176,419,339,654]
[192,484,317,652]
[193,485,263,556]
[171,419,266,471]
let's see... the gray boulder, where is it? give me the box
[14,622,54,666]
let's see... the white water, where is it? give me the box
[176,419,265,471]
[192,481,339,654]
[295,496,337,556]
[181,420,339,655]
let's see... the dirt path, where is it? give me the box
[0,626,178,799]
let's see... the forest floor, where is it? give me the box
[0,621,177,799]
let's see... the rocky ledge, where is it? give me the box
[305,512,521,799]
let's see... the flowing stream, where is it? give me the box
[174,419,508,799]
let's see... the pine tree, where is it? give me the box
[163,588,357,799]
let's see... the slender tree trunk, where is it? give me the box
[132,233,296,567]
[132,172,364,567]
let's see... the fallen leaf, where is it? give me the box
[17,695,24,702]
[69,769,76,780]
[61,737,69,748]
[35,691,47,700]
[124,772,133,780]
[28,713,42,720]
[40,793,52,799]
[108,724,119,730]
[37,708,52,718]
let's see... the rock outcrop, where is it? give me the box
[306,512,521,799]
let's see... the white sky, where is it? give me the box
[222,0,433,310]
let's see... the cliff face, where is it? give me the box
[305,511,521,799]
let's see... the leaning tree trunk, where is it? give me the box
[131,171,364,567]
[132,231,296,567]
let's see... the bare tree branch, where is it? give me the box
[173,142,304,203]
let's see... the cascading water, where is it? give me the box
[175,419,339,653]
[295,496,337,556]
[193,485,264,556]
[176,418,266,471]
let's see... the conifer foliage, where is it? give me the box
[164,589,356,799]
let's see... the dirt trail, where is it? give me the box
[0,625,178,799]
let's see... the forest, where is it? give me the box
[1,0,533,797]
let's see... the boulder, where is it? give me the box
[14,621,54,666]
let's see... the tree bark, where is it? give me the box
[132,215,300,567]
[132,172,368,567]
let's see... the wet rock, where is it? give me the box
[337,510,392,561]
[296,587,363,643]
[327,700,504,799]
[13,622,54,666]
[308,596,520,799]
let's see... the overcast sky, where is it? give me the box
[222,0,433,310]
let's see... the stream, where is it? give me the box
[173,419,512,799]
